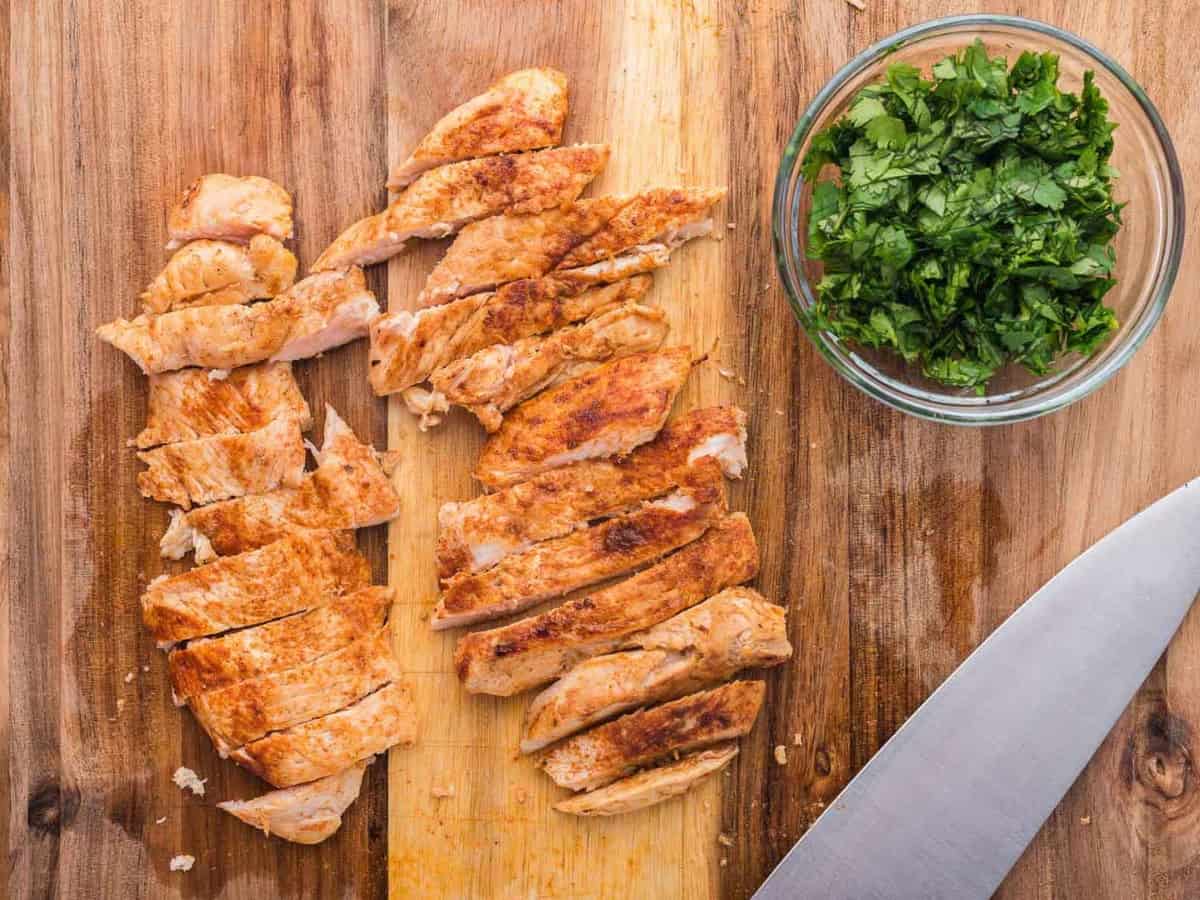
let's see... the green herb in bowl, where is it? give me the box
[801,40,1122,392]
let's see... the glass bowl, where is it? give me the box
[772,15,1185,425]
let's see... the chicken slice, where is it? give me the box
[166,174,293,249]
[554,187,726,270]
[369,275,652,397]
[400,385,450,432]
[168,586,392,702]
[522,588,790,752]
[417,196,628,307]
[538,680,765,791]
[190,623,399,755]
[312,145,609,271]
[218,758,371,844]
[473,347,693,489]
[136,415,305,510]
[554,744,737,816]
[432,461,726,630]
[141,235,297,314]
[454,513,758,696]
[232,682,417,788]
[135,361,312,449]
[142,529,370,647]
[160,406,400,562]
[387,67,568,190]
[437,406,746,579]
[431,302,669,431]
[97,268,378,374]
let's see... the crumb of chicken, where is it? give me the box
[717,833,734,847]
[719,857,728,867]
[431,785,455,799]
[793,732,803,746]
[169,854,195,872]
[172,766,207,797]
[845,0,866,9]
[774,745,788,766]
[718,367,736,380]
[124,671,135,684]
[156,816,167,825]
[727,222,736,229]
[1080,815,1092,826]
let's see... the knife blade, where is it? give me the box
[753,478,1200,900]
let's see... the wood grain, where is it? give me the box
[5,2,1200,899]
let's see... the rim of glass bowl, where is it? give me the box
[771,14,1186,425]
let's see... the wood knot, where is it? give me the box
[27,780,80,836]
[814,746,832,777]
[1127,711,1193,805]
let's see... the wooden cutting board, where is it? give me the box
[7,2,1200,899]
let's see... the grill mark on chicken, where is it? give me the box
[538,680,765,791]
[166,173,294,249]
[218,758,371,844]
[142,235,297,314]
[433,461,726,630]
[454,513,758,696]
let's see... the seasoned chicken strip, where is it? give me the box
[387,67,568,190]
[233,682,417,788]
[135,362,312,449]
[142,530,369,646]
[474,347,693,489]
[437,406,746,579]
[369,275,652,397]
[538,680,765,791]
[97,268,378,374]
[160,406,400,562]
[454,513,758,696]
[166,174,293,249]
[142,235,297,314]
[522,588,790,751]
[313,145,609,271]
[554,744,737,816]
[431,302,669,431]
[432,461,726,630]
[555,187,726,270]
[136,415,305,510]
[168,586,392,701]
[190,624,399,755]
[417,197,627,307]
[218,758,370,844]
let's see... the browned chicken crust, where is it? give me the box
[168,586,392,701]
[436,405,745,580]
[218,759,370,844]
[474,347,694,489]
[136,415,306,509]
[454,513,759,696]
[388,67,568,190]
[368,275,652,397]
[553,744,737,816]
[166,174,293,248]
[135,362,312,449]
[538,680,765,791]
[141,530,370,646]
[190,624,399,755]
[432,461,727,630]
[313,145,609,272]
[232,682,417,788]
[142,235,297,314]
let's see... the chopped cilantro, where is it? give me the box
[801,41,1122,392]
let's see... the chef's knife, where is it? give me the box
[754,478,1200,900]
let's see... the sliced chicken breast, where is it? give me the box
[97,268,378,374]
[554,744,737,816]
[313,145,609,271]
[368,275,652,397]
[142,529,370,647]
[136,414,305,510]
[142,235,297,314]
[190,624,399,755]
[166,174,293,249]
[538,680,765,791]
[431,302,669,431]
[135,361,312,449]
[159,406,400,562]
[432,461,726,630]
[168,586,392,701]
[473,347,693,489]
[454,513,758,696]
[437,406,746,579]
[232,682,417,788]
[522,588,790,751]
[554,187,726,270]
[218,758,370,844]
[388,67,568,190]
[417,196,627,307]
